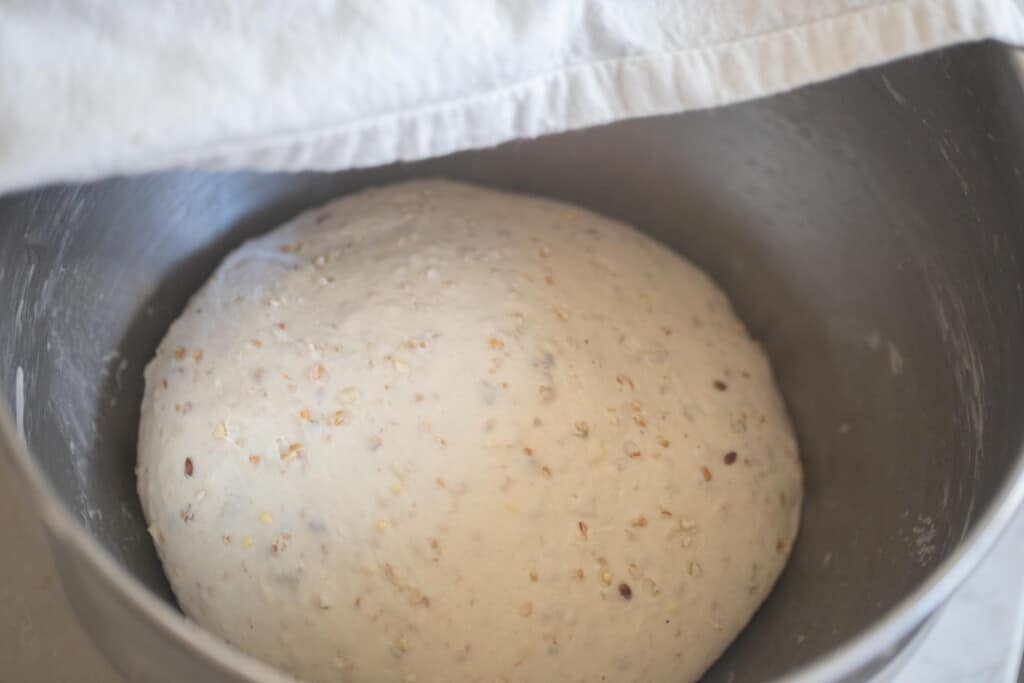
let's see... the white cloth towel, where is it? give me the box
[1,0,1023,195]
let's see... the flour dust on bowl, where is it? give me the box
[1,42,1024,683]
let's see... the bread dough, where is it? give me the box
[137,180,802,683]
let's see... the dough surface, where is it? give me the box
[138,180,802,683]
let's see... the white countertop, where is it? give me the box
[890,507,1024,683]
[1,452,1021,682]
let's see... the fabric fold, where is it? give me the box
[0,0,1022,194]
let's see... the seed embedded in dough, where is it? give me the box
[281,443,302,463]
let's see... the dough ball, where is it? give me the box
[138,180,802,683]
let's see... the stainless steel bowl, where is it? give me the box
[2,42,1024,683]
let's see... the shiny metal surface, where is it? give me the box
[2,42,1024,683]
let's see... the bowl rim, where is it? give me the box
[2,385,1023,683]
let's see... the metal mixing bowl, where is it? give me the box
[2,42,1024,683]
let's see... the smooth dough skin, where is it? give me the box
[137,180,802,683]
